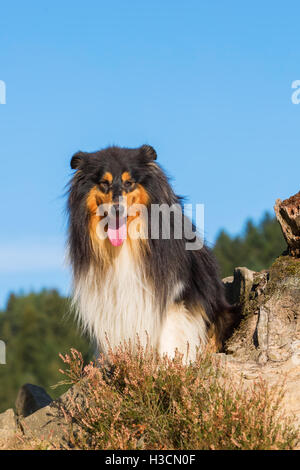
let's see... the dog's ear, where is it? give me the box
[70,151,87,170]
[140,145,157,161]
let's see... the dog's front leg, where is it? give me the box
[158,302,207,362]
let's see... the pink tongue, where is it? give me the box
[107,220,127,246]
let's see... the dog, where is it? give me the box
[67,144,233,361]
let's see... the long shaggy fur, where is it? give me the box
[67,145,232,360]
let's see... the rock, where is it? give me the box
[19,402,65,444]
[0,409,17,443]
[224,357,300,434]
[274,191,300,257]
[19,381,86,445]
[223,267,255,306]
[221,211,300,440]
[291,340,300,366]
[256,306,269,362]
[234,267,256,305]
[16,384,53,418]
[222,276,234,304]
[225,256,300,362]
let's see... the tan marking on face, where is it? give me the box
[123,184,149,207]
[124,184,150,248]
[86,186,112,214]
[121,174,150,229]
[86,187,101,245]
[86,186,114,263]
[103,172,113,183]
[121,171,131,182]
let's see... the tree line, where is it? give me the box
[213,212,286,278]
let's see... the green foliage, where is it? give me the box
[0,290,92,413]
[213,212,287,278]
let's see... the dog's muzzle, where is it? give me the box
[107,203,127,247]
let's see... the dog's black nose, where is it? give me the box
[112,203,125,217]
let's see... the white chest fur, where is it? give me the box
[72,243,161,354]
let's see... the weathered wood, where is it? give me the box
[274,191,300,257]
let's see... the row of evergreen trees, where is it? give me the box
[0,212,286,412]
[213,212,286,278]
[0,290,92,412]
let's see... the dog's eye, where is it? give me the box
[123,180,134,189]
[99,180,110,191]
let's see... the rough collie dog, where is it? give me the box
[67,145,232,361]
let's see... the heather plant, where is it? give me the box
[56,343,298,450]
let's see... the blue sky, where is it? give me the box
[0,1,299,307]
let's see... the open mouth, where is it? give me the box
[107,213,127,247]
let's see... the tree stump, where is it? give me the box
[274,191,300,258]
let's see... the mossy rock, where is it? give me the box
[267,256,300,292]
[225,256,300,363]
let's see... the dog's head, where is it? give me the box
[68,145,162,250]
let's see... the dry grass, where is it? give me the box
[53,342,298,450]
